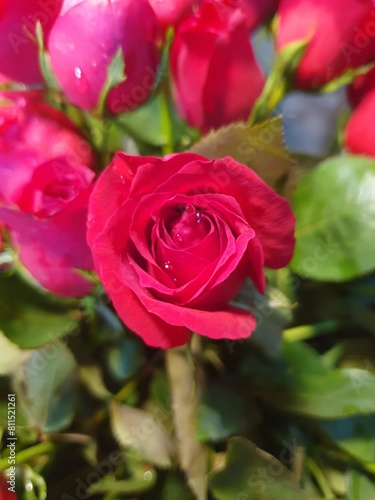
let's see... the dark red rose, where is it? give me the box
[87,153,295,348]
[276,0,375,90]
[0,473,17,499]
[0,0,62,84]
[348,67,375,107]
[48,0,160,113]
[170,0,265,132]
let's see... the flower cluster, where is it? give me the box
[1,0,375,349]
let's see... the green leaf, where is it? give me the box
[105,337,144,382]
[13,343,77,432]
[117,94,172,147]
[347,470,375,499]
[209,437,307,500]
[320,415,375,464]
[95,46,126,116]
[271,342,375,418]
[88,473,156,496]
[191,117,298,199]
[110,402,175,468]
[291,155,375,281]
[197,386,246,442]
[0,272,79,349]
[0,331,31,375]
[35,21,61,90]
[161,472,196,500]
[249,38,309,124]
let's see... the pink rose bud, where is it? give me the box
[88,153,295,348]
[0,90,95,204]
[216,0,279,31]
[345,88,375,158]
[0,157,95,297]
[0,90,96,296]
[276,0,375,90]
[0,0,63,84]
[148,0,201,30]
[48,0,160,113]
[170,0,265,132]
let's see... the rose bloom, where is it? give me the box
[48,0,160,113]
[88,153,295,348]
[276,0,375,90]
[0,91,96,296]
[217,0,279,31]
[348,67,375,107]
[0,89,95,204]
[0,0,62,84]
[170,0,265,132]
[345,88,375,158]
[0,474,16,500]
[0,156,95,296]
[148,0,201,30]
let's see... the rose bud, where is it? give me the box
[0,474,16,500]
[276,0,375,90]
[216,0,279,31]
[0,157,95,297]
[148,0,201,30]
[0,90,95,205]
[348,67,375,107]
[170,0,265,132]
[0,0,63,84]
[345,88,375,158]
[88,153,295,348]
[48,0,160,113]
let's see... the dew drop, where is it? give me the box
[164,261,171,270]
[74,66,82,79]
[74,66,89,93]
[195,212,205,223]
[144,471,153,481]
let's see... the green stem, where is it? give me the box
[0,442,55,471]
[305,458,335,499]
[160,88,174,156]
[283,320,340,342]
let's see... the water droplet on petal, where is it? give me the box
[164,261,171,270]
[74,66,88,93]
[195,212,205,223]
[74,66,82,79]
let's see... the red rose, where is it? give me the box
[348,67,375,107]
[345,88,375,158]
[148,0,201,30]
[0,473,16,500]
[48,0,160,113]
[216,0,279,31]
[0,90,95,204]
[88,153,295,348]
[0,0,62,84]
[0,157,95,297]
[170,0,265,132]
[276,0,375,90]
